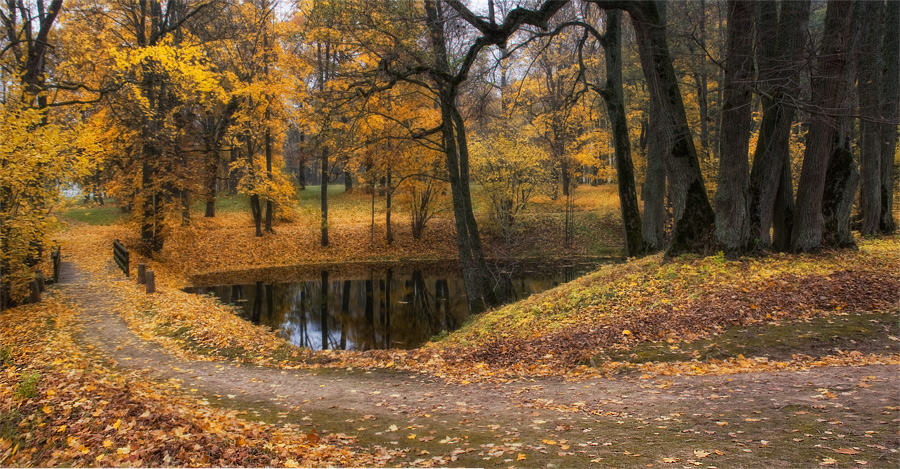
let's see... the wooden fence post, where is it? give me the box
[145,270,156,294]
[137,263,146,284]
[51,247,61,283]
[35,271,45,292]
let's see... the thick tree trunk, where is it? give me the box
[791,0,854,252]
[424,0,495,312]
[628,1,715,255]
[600,9,644,257]
[857,0,884,236]
[451,107,497,306]
[641,110,666,252]
[714,0,755,256]
[749,0,807,249]
[880,0,899,233]
[823,139,860,247]
[321,145,329,246]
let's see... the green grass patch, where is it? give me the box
[596,310,899,366]
[59,201,127,225]
[0,345,12,366]
[192,193,260,214]
[15,372,40,399]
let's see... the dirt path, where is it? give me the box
[58,261,900,467]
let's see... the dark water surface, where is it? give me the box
[185,260,612,351]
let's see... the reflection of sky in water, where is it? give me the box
[187,264,596,351]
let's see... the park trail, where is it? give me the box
[58,261,900,467]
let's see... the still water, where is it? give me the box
[185,261,608,351]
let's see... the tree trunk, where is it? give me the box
[246,136,263,237]
[321,145,329,246]
[298,157,307,190]
[599,9,644,257]
[424,0,495,312]
[205,154,217,217]
[628,1,716,255]
[749,0,808,249]
[857,0,884,236]
[249,194,262,237]
[386,165,393,245]
[823,139,860,247]
[791,0,854,252]
[714,0,755,256]
[344,168,353,191]
[823,2,862,248]
[880,0,899,233]
[695,0,711,163]
[264,128,275,233]
[641,111,665,252]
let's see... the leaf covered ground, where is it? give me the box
[5,203,897,467]
[50,218,899,384]
[0,294,375,467]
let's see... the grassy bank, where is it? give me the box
[418,237,899,378]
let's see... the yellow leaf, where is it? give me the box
[662,457,679,463]
[517,453,526,461]
[113,419,122,430]
[622,330,632,336]
[542,439,557,445]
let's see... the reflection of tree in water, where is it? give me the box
[320,271,329,350]
[340,280,350,350]
[187,261,602,351]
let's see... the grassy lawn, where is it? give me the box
[57,198,127,225]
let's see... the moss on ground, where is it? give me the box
[596,310,900,367]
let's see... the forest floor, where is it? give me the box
[1,193,897,467]
[2,256,898,467]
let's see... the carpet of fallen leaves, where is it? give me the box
[53,218,900,389]
[0,295,374,467]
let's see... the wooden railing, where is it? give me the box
[113,239,129,277]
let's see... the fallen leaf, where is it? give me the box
[834,448,858,455]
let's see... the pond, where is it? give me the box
[185,260,614,351]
